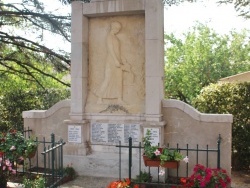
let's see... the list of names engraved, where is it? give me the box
[91,123,140,144]
[124,124,140,143]
[91,123,108,143]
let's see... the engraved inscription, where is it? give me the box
[91,123,140,144]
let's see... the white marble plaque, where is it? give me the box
[91,123,140,144]
[91,123,108,143]
[68,125,82,143]
[124,124,140,143]
[144,128,159,146]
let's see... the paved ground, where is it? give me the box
[60,171,250,188]
[60,176,116,188]
[7,171,250,188]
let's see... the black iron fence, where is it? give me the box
[116,134,221,187]
[23,127,65,187]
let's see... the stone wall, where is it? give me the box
[162,99,232,177]
[23,98,233,178]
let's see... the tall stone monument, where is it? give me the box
[67,0,165,156]
[23,0,233,178]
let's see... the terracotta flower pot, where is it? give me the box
[143,155,179,168]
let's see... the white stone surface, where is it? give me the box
[22,99,70,118]
[70,0,164,119]
[145,76,164,115]
[145,39,164,77]
[145,0,164,40]
[162,99,233,123]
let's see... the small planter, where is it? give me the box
[143,155,179,169]
[25,146,38,159]
[27,148,37,158]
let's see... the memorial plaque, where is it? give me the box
[108,124,124,143]
[124,124,140,143]
[144,128,159,146]
[68,125,82,143]
[91,123,108,143]
[91,123,140,144]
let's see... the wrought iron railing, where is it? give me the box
[116,135,221,187]
[23,127,66,188]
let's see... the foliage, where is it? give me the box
[0,156,16,184]
[133,170,152,183]
[0,129,38,183]
[193,82,250,170]
[23,176,46,188]
[107,178,139,188]
[64,164,77,180]
[24,137,38,159]
[218,0,250,19]
[182,164,231,188]
[0,0,70,87]
[0,130,27,160]
[0,88,70,131]
[164,23,250,103]
[143,129,185,166]
[0,129,38,160]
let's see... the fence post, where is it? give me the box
[217,134,221,169]
[119,141,121,181]
[128,137,132,180]
[60,139,64,178]
[51,133,55,183]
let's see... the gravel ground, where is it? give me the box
[60,171,250,188]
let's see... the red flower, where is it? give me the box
[182,164,231,188]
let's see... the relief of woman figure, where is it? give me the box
[97,21,127,104]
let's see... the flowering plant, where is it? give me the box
[182,164,231,188]
[107,178,139,188]
[0,129,27,160]
[0,152,16,185]
[0,129,38,185]
[0,129,38,160]
[143,129,187,166]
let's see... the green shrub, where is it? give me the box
[193,82,250,170]
[23,176,45,188]
[133,170,152,183]
[0,88,70,131]
[64,165,77,180]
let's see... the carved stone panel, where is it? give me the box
[86,15,145,114]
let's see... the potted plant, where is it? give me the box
[143,129,187,168]
[24,137,38,158]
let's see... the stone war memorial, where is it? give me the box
[23,0,233,179]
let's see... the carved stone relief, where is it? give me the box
[86,15,145,114]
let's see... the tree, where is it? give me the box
[193,82,250,170]
[219,0,250,19]
[164,23,250,103]
[0,0,72,131]
[0,0,71,88]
